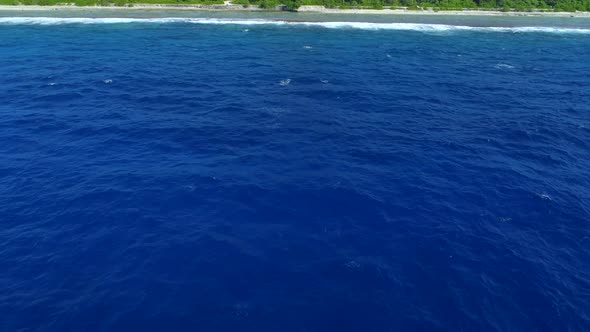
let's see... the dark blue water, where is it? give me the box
[1,17,590,332]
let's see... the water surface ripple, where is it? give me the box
[1,20,589,331]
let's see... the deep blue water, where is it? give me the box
[1,17,590,332]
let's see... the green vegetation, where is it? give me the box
[130,0,223,4]
[282,0,590,11]
[232,0,250,6]
[0,0,588,12]
[258,0,280,8]
[0,0,223,5]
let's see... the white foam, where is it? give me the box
[0,17,589,34]
[300,21,473,31]
[486,26,590,33]
[495,63,515,69]
[537,193,553,201]
[279,78,291,86]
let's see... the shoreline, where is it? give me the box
[299,7,590,16]
[0,5,589,17]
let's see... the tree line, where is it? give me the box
[1,0,588,12]
[279,0,590,11]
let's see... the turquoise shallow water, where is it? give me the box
[1,14,589,332]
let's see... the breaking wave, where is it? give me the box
[0,17,589,33]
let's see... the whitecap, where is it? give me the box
[495,63,515,69]
[303,45,312,49]
[279,79,291,86]
[320,79,329,84]
[103,79,113,84]
[183,184,196,191]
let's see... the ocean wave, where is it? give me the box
[0,17,589,33]
[495,63,515,69]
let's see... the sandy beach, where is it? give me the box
[0,4,589,17]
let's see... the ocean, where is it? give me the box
[1,12,589,331]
